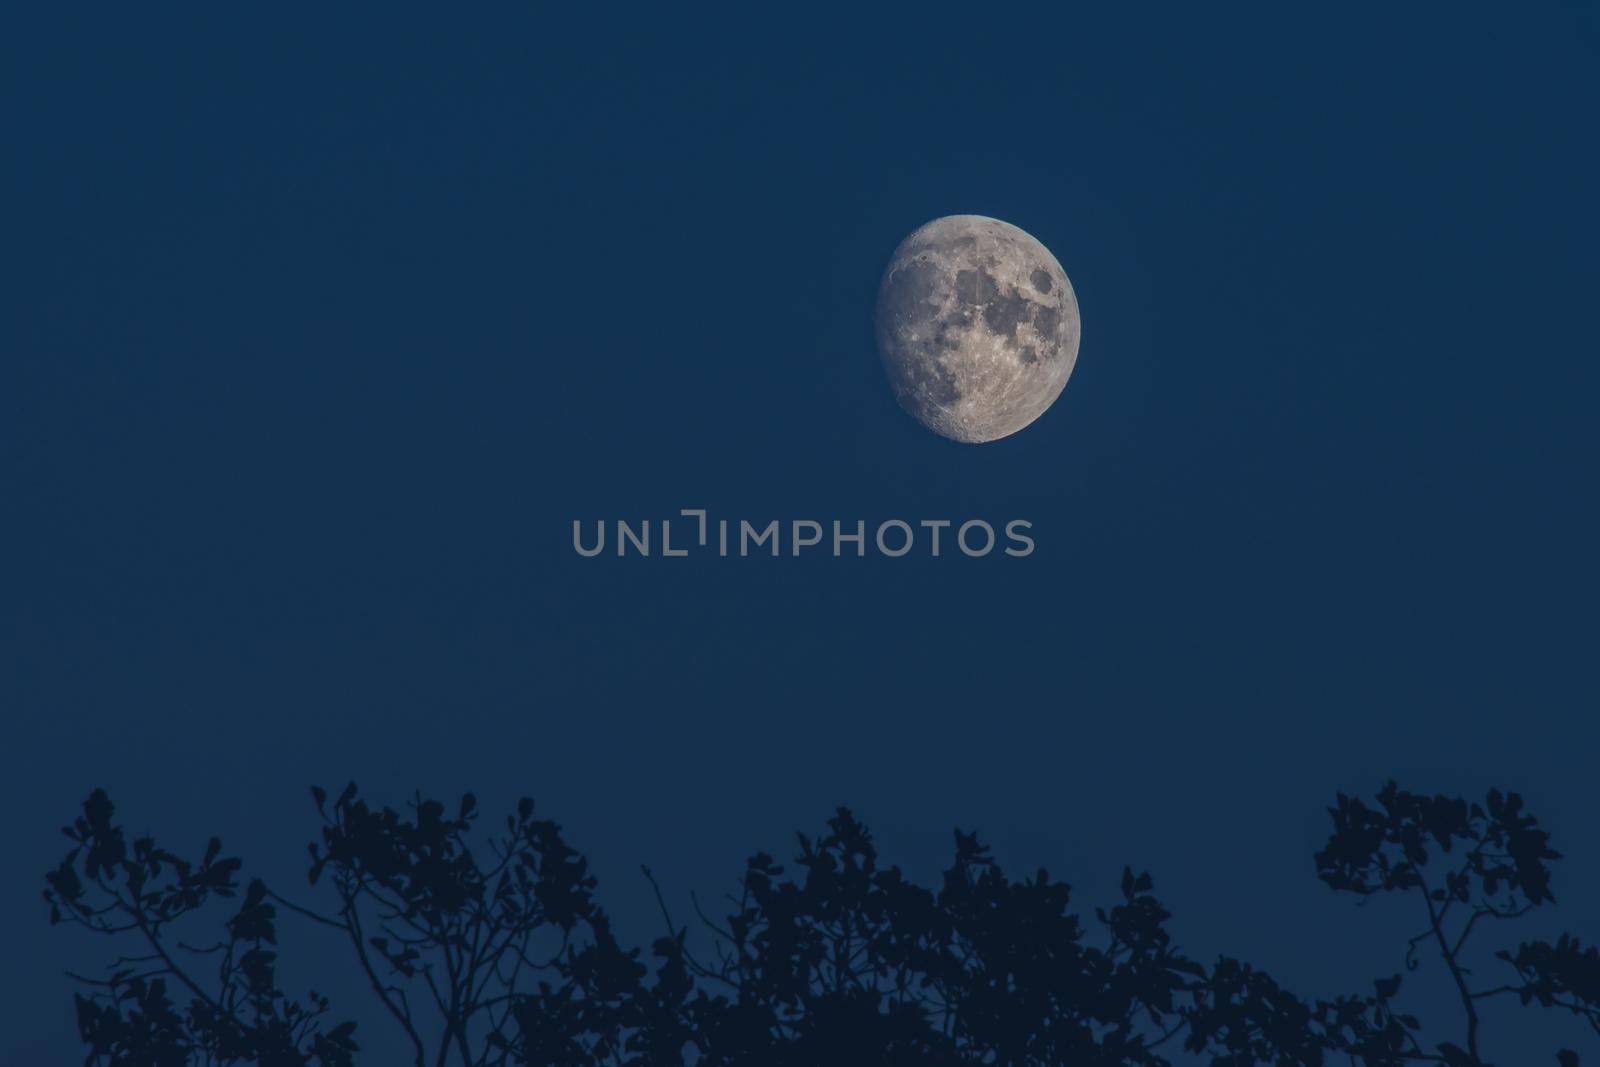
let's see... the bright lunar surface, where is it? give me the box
[874,215,1080,443]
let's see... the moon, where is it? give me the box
[874,215,1080,443]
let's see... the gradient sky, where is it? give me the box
[4,7,1597,1062]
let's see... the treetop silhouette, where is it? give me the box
[44,782,1599,1065]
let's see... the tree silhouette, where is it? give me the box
[43,789,358,1066]
[640,810,1200,1065]
[44,782,1598,1066]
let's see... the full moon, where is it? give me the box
[874,215,1080,443]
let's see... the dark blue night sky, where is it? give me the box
[4,7,1597,1061]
